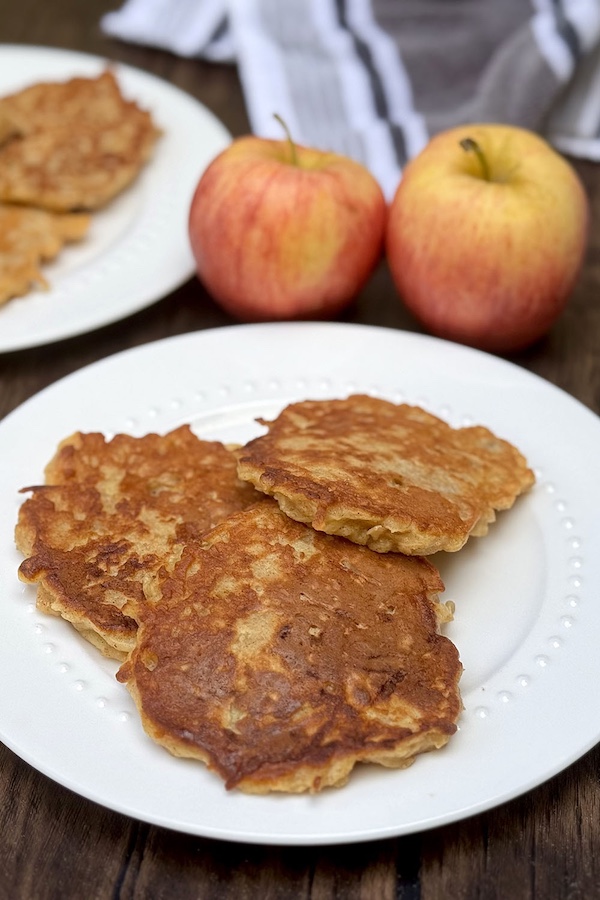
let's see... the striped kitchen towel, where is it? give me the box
[101,0,600,199]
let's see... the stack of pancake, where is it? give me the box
[15,395,534,793]
[0,70,160,305]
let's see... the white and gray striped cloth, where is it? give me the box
[102,0,600,198]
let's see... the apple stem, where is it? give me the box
[273,113,299,167]
[460,137,491,181]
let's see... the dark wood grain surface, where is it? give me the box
[1,3,600,898]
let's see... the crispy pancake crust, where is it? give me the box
[0,70,160,210]
[0,203,89,305]
[16,426,259,659]
[117,501,462,793]
[236,395,535,555]
[0,107,20,146]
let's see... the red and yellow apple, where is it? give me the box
[386,124,589,353]
[188,132,386,321]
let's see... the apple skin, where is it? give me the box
[385,124,589,353]
[188,136,386,321]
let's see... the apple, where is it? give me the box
[385,124,589,353]
[188,126,386,321]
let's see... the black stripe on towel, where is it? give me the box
[208,13,229,45]
[333,0,408,166]
[552,0,582,62]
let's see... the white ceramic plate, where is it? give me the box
[0,45,231,353]
[1,323,599,845]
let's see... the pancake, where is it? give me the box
[117,500,462,793]
[0,106,20,146]
[0,70,160,210]
[236,394,535,555]
[16,426,259,659]
[0,203,90,305]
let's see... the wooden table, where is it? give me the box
[2,3,600,897]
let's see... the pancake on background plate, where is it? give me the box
[0,203,89,305]
[236,394,535,556]
[0,69,160,211]
[117,500,462,793]
[16,426,259,659]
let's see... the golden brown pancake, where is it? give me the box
[0,203,90,305]
[117,500,462,793]
[16,426,259,659]
[0,106,20,146]
[236,395,535,555]
[0,70,160,210]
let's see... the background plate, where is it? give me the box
[0,45,231,352]
[1,322,599,845]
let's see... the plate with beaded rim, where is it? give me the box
[1,322,599,845]
[0,44,231,352]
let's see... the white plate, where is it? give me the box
[0,45,231,353]
[1,323,599,845]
